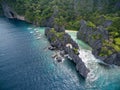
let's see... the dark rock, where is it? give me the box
[60,50,65,57]
[104,52,120,66]
[41,7,58,27]
[1,2,24,20]
[1,2,17,18]
[77,19,120,66]
[64,47,90,78]
[115,2,120,9]
[77,20,109,49]
[103,20,112,28]
[55,57,62,63]
[65,55,72,60]
[54,24,65,32]
[48,46,56,50]
[45,26,90,78]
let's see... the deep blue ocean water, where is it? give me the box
[0,17,120,90]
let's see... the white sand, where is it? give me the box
[65,30,77,32]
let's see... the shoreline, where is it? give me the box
[65,30,78,33]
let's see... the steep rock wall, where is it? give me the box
[1,2,24,20]
[45,25,90,78]
[77,20,120,66]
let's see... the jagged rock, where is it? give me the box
[45,27,79,50]
[115,2,120,9]
[1,2,17,18]
[104,52,120,66]
[48,46,56,50]
[55,56,63,63]
[77,20,109,48]
[41,7,58,27]
[77,19,120,66]
[45,26,90,78]
[54,24,65,32]
[64,47,90,78]
[103,20,112,28]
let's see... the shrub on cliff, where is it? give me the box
[49,28,65,41]
[114,38,120,45]
[73,48,79,55]
[87,21,96,28]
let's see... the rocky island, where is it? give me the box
[45,25,90,78]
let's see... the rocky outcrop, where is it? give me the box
[44,7,58,27]
[45,26,90,78]
[1,2,24,20]
[77,20,108,56]
[77,19,120,66]
[104,52,120,66]
[64,47,90,78]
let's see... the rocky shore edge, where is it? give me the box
[77,19,120,66]
[45,25,90,78]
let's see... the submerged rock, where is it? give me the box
[55,56,63,63]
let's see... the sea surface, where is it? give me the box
[0,17,120,90]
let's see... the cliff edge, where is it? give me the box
[45,25,90,78]
[77,20,120,66]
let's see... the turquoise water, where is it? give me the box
[0,17,120,90]
[66,31,91,50]
[67,30,120,90]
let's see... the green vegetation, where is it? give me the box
[73,48,79,55]
[114,38,120,45]
[87,21,96,28]
[92,34,102,40]
[49,28,56,42]
[50,28,65,41]
[99,46,113,57]
[0,0,120,57]
[0,0,119,30]
[99,38,120,56]
[105,17,120,55]
[56,32,64,40]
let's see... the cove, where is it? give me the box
[0,17,120,90]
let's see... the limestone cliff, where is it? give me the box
[45,25,90,78]
[77,20,120,66]
[1,2,24,20]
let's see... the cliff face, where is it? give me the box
[77,20,109,57]
[1,2,17,18]
[45,25,90,78]
[77,20,120,66]
[1,2,24,20]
